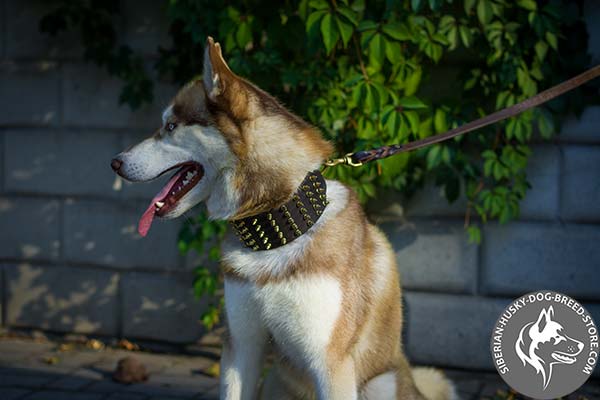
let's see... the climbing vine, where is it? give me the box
[41,0,594,329]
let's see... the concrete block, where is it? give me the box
[119,0,170,56]
[0,61,59,125]
[4,263,119,335]
[561,146,600,221]
[62,62,177,129]
[0,0,4,60]
[367,183,468,220]
[585,1,600,64]
[560,106,600,143]
[404,182,468,218]
[481,222,600,299]
[0,131,4,192]
[404,291,508,369]
[519,145,560,220]
[0,196,60,260]
[63,199,181,269]
[5,0,83,59]
[4,130,120,197]
[0,266,3,325]
[122,271,206,343]
[380,219,478,294]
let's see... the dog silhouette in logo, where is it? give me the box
[515,306,584,390]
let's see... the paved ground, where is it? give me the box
[0,337,598,400]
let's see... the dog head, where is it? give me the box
[515,306,584,389]
[111,37,333,236]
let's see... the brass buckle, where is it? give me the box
[324,153,363,167]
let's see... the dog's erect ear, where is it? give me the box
[534,307,552,333]
[203,37,235,102]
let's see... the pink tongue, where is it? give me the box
[137,168,187,237]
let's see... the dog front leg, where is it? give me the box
[220,279,267,400]
[314,356,358,400]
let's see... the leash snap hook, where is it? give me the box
[324,153,363,167]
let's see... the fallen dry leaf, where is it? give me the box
[117,339,139,351]
[86,339,105,351]
[43,356,60,365]
[206,362,220,377]
[58,343,75,352]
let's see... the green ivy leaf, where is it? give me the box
[411,0,423,12]
[404,67,422,96]
[538,108,554,139]
[404,110,420,134]
[398,95,427,109]
[545,31,558,50]
[516,0,537,11]
[337,6,358,26]
[382,22,411,41]
[464,0,477,14]
[477,0,493,25]
[535,41,548,61]
[459,25,473,47]
[236,21,252,48]
[306,10,326,32]
[368,33,386,69]
[320,13,339,53]
[434,108,448,133]
[467,225,481,244]
[336,16,353,46]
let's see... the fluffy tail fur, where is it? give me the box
[412,367,458,400]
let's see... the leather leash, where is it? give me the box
[325,65,600,168]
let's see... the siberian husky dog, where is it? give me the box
[112,37,456,400]
[515,306,584,390]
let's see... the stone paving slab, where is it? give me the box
[0,338,598,399]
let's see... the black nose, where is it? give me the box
[111,158,123,172]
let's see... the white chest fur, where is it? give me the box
[224,275,342,370]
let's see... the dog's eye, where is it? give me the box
[165,122,177,132]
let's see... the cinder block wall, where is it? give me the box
[0,0,599,373]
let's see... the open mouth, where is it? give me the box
[138,162,204,237]
[552,351,578,364]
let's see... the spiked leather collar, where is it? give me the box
[231,170,328,251]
